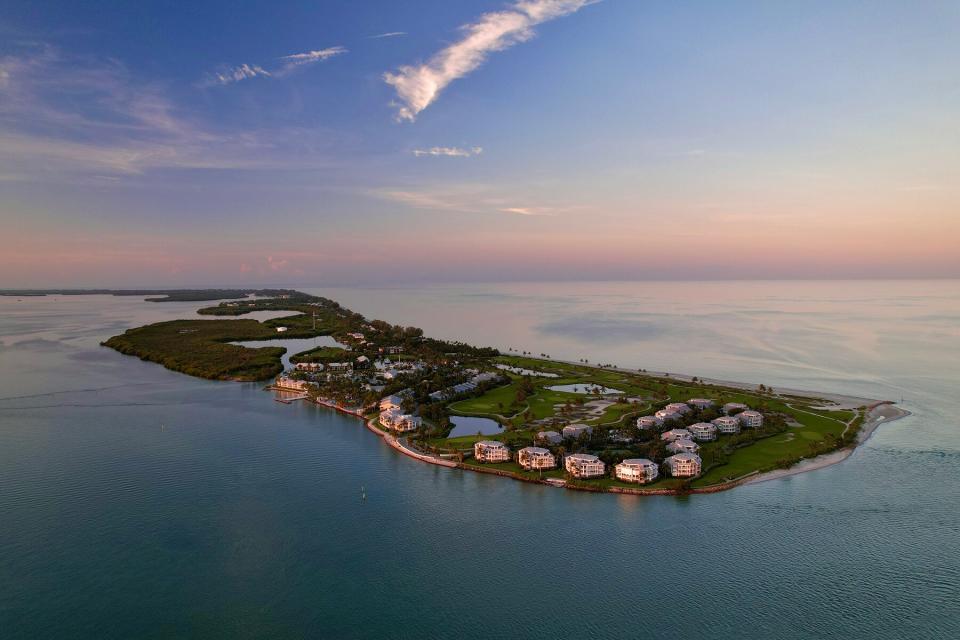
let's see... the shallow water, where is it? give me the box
[1,282,959,638]
[230,335,343,369]
[448,415,503,437]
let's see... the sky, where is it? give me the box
[1,0,958,287]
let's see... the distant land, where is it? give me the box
[97,289,908,495]
[0,288,300,302]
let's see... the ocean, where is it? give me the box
[1,281,958,638]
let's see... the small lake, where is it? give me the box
[230,335,344,369]
[495,364,559,378]
[448,415,504,438]
[547,383,623,395]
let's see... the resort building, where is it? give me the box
[738,410,764,428]
[327,362,352,373]
[667,438,700,454]
[565,453,606,479]
[275,375,310,392]
[518,447,557,471]
[380,395,404,412]
[665,402,692,415]
[661,428,693,442]
[655,409,682,423]
[536,430,563,445]
[380,408,421,433]
[294,362,323,372]
[562,424,593,440]
[636,415,661,430]
[665,452,702,477]
[687,398,715,411]
[347,332,365,340]
[474,441,510,463]
[688,422,718,442]
[276,326,288,333]
[723,402,749,415]
[712,416,741,434]
[615,458,659,484]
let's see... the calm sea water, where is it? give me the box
[1,282,958,639]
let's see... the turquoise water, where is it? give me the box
[1,282,959,638]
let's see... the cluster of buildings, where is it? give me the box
[428,372,500,401]
[274,375,311,392]
[378,395,422,433]
[637,398,764,433]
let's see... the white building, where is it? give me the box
[562,424,592,440]
[565,453,606,479]
[347,332,365,340]
[636,415,661,430]
[518,447,556,471]
[667,438,700,454]
[661,428,693,442]
[712,416,741,434]
[276,326,288,333]
[537,430,562,445]
[295,362,323,372]
[615,458,659,484]
[723,402,749,415]
[687,398,715,411]
[665,452,702,477]
[665,402,691,415]
[738,410,764,428]
[380,408,421,433]
[327,362,352,373]
[474,441,510,463]
[275,375,310,392]
[380,395,404,412]
[655,409,682,423]
[688,422,718,442]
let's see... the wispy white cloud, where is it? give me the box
[383,0,597,121]
[277,46,347,73]
[375,185,561,217]
[369,32,407,39]
[205,63,271,87]
[412,146,483,157]
[499,206,554,216]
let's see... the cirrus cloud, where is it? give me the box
[412,146,483,157]
[383,0,597,121]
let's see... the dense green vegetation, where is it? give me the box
[102,319,289,380]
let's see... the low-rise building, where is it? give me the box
[660,428,693,442]
[738,410,764,428]
[276,326,288,333]
[723,402,749,415]
[636,415,661,430]
[474,441,510,463]
[327,362,352,373]
[688,422,718,441]
[615,458,659,484]
[687,398,715,411]
[565,453,606,479]
[562,424,592,440]
[295,362,323,372]
[667,438,700,454]
[518,447,556,471]
[655,409,682,423]
[665,402,691,415]
[537,430,563,445]
[665,452,702,477]
[712,416,741,434]
[380,395,404,412]
[379,408,421,432]
[275,375,310,392]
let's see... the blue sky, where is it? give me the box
[1,1,958,286]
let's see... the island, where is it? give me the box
[101,290,909,495]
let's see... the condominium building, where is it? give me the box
[688,422,718,442]
[665,453,702,477]
[636,415,661,430]
[275,375,310,392]
[665,402,692,415]
[667,438,700,454]
[474,440,510,463]
[660,428,693,442]
[379,408,421,432]
[564,453,606,479]
[536,430,563,445]
[380,395,404,412]
[615,458,659,484]
[738,410,764,428]
[518,447,556,471]
[687,398,715,411]
[712,416,741,434]
[655,409,682,423]
[562,424,593,440]
[723,402,749,415]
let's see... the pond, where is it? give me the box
[448,415,504,438]
[546,383,623,395]
[229,335,344,369]
[495,364,559,378]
